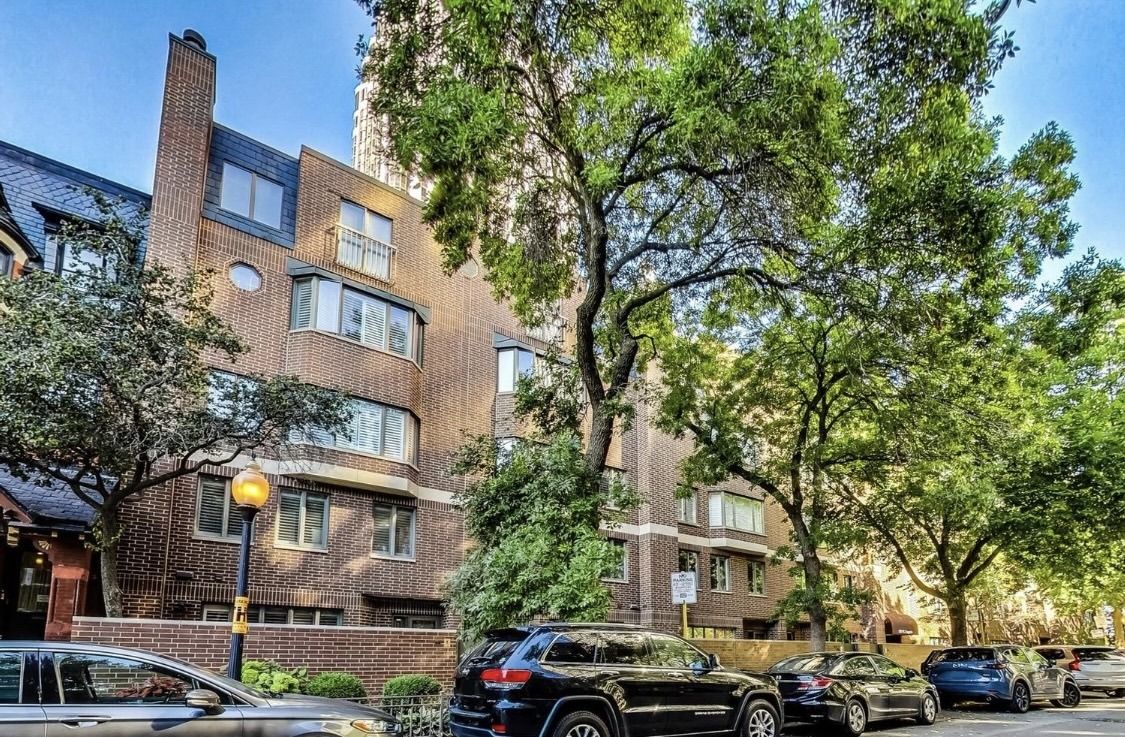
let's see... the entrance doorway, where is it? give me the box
[1,546,51,639]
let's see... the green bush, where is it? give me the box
[306,672,368,700]
[383,674,443,697]
[240,660,307,695]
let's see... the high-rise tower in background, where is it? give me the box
[351,68,429,200]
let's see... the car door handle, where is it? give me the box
[58,715,113,728]
[601,671,621,677]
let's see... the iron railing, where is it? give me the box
[347,693,451,737]
[336,224,395,282]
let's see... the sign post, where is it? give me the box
[671,572,697,638]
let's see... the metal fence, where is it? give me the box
[348,693,452,737]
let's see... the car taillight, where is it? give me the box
[480,668,532,689]
[798,675,834,690]
[1068,659,1081,672]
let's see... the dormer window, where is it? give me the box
[220,162,283,229]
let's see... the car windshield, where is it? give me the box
[1075,648,1121,661]
[769,654,839,673]
[932,649,996,663]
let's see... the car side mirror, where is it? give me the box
[1045,659,1056,668]
[905,668,919,679]
[708,653,720,670]
[186,689,224,716]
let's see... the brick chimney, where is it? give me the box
[146,30,216,276]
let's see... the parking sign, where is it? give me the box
[671,572,697,604]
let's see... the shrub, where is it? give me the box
[383,674,443,697]
[306,672,368,700]
[240,659,307,695]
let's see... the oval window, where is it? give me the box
[458,258,480,279]
[229,263,262,292]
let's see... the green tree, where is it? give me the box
[360,0,854,475]
[0,195,350,616]
[1011,256,1125,644]
[448,430,637,642]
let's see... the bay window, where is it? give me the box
[292,397,419,465]
[292,276,423,362]
[708,492,765,534]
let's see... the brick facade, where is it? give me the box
[105,29,816,644]
[71,617,458,694]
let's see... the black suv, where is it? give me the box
[449,624,782,737]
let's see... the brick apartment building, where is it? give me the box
[1,29,904,651]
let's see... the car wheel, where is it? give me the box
[552,710,612,737]
[841,699,867,736]
[1114,688,1125,699]
[1051,681,1081,709]
[918,692,938,725]
[1010,681,1031,714]
[742,699,780,737]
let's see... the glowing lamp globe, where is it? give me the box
[230,461,270,509]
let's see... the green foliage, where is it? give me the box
[240,660,307,695]
[382,674,442,698]
[0,192,350,614]
[305,672,368,699]
[448,431,635,641]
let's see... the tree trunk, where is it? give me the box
[96,507,124,618]
[803,553,828,651]
[585,403,615,472]
[948,594,969,646]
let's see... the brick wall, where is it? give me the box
[72,617,459,694]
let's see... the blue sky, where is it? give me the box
[1,1,1121,273]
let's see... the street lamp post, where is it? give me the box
[227,460,270,681]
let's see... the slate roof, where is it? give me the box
[0,140,150,273]
[0,467,97,528]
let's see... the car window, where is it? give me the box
[0,652,21,704]
[649,635,707,669]
[873,657,907,678]
[598,632,650,665]
[832,656,877,677]
[932,648,995,663]
[1075,648,1121,662]
[54,653,195,705]
[543,633,599,664]
[1037,648,1066,662]
[1026,650,1050,667]
[1002,648,1028,664]
[770,654,839,673]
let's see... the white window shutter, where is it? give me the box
[373,505,393,554]
[383,409,405,459]
[303,493,328,548]
[361,298,386,349]
[277,491,302,545]
[355,403,383,454]
[197,477,228,536]
[395,507,415,557]
[292,279,313,329]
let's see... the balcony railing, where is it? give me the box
[336,224,395,282]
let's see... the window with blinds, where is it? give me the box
[372,503,415,559]
[195,476,240,540]
[291,277,422,362]
[275,489,330,550]
[293,397,418,465]
[202,604,342,626]
[708,492,764,534]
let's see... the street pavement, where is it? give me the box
[785,692,1125,736]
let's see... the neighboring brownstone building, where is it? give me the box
[7,29,879,648]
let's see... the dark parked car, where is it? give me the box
[925,645,1081,713]
[449,624,783,737]
[766,652,938,736]
[0,641,398,737]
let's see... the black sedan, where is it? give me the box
[767,651,939,735]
